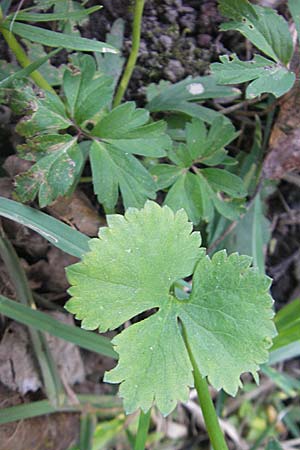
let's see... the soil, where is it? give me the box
[0,1,299,449]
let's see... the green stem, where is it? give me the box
[134,409,151,450]
[0,231,66,406]
[0,7,55,93]
[113,0,145,107]
[183,326,229,450]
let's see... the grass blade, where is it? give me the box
[0,295,117,359]
[9,6,102,22]
[0,197,89,257]
[269,341,300,365]
[1,21,119,53]
[0,48,60,88]
[0,235,65,406]
[0,395,122,425]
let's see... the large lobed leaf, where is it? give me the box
[66,201,276,416]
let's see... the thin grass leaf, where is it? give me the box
[0,395,122,425]
[8,6,102,22]
[80,414,96,450]
[0,236,65,406]
[0,48,60,88]
[268,342,300,365]
[0,197,89,257]
[289,0,300,44]
[1,21,119,53]
[0,295,117,359]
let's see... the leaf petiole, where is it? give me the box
[113,0,145,107]
[134,409,151,450]
[182,324,229,450]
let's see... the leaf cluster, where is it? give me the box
[7,54,171,209]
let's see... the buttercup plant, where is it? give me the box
[66,201,277,449]
[0,0,298,448]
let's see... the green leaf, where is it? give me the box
[219,195,271,273]
[10,6,102,22]
[22,41,65,86]
[0,395,121,425]
[63,54,113,123]
[146,75,239,125]
[95,18,125,91]
[150,164,182,190]
[0,197,89,257]
[179,250,276,395]
[15,136,84,207]
[163,173,206,225]
[152,118,245,224]
[0,48,60,88]
[271,298,300,351]
[92,102,170,157]
[0,295,117,359]
[289,0,300,45]
[265,439,283,450]
[1,21,119,54]
[201,168,246,198]
[66,202,202,331]
[16,90,70,136]
[218,0,293,64]
[90,141,157,210]
[211,54,295,99]
[66,202,276,415]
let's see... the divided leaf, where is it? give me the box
[146,75,240,125]
[15,135,84,207]
[151,117,246,223]
[8,55,170,209]
[218,0,293,64]
[66,202,277,416]
[92,101,170,157]
[211,54,295,99]
[213,0,295,98]
[90,141,157,211]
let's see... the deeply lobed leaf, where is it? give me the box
[7,54,171,209]
[218,0,293,64]
[211,54,295,99]
[151,117,246,224]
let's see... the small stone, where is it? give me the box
[164,59,185,82]
[197,33,212,48]
[159,35,173,50]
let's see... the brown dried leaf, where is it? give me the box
[0,384,79,450]
[47,189,104,236]
[263,53,300,179]
[0,313,85,395]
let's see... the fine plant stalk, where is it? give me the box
[183,325,229,450]
[113,0,145,107]
[134,409,151,450]
[0,7,55,93]
[0,231,66,406]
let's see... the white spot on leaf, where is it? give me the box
[187,83,205,95]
